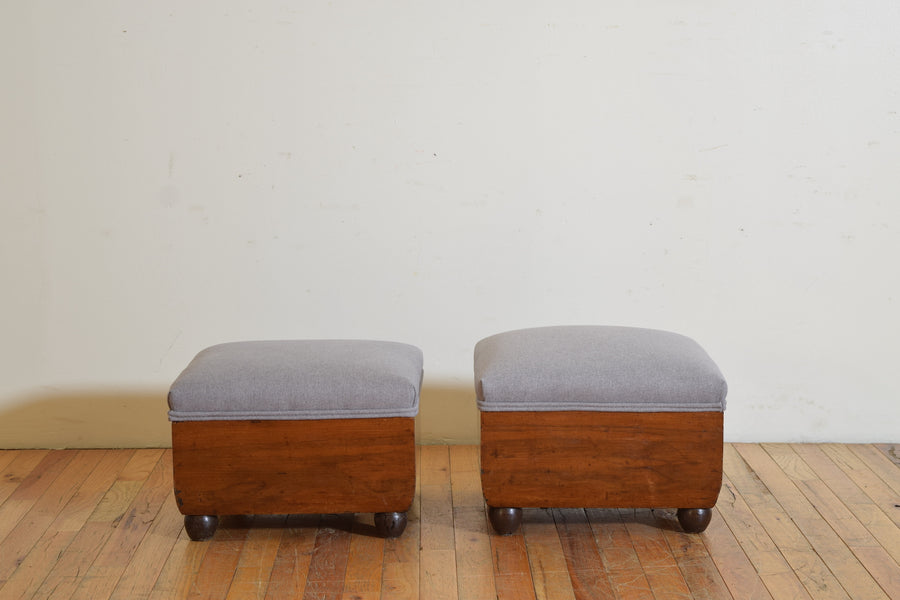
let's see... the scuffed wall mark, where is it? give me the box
[699,144,728,152]
[159,330,182,371]
[159,184,180,208]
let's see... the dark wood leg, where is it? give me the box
[488,507,523,535]
[184,515,219,541]
[374,511,408,538]
[677,508,712,533]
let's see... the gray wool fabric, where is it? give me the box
[168,340,423,421]
[474,326,727,412]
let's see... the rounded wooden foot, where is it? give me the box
[374,511,408,538]
[488,507,523,535]
[677,508,712,533]
[184,515,219,541]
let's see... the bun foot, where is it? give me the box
[184,515,219,541]
[488,507,523,535]
[677,508,712,533]
[374,511,408,538]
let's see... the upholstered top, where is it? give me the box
[475,326,727,412]
[168,340,423,421]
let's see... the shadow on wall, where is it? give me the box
[0,389,172,449]
[416,383,480,446]
[0,384,480,449]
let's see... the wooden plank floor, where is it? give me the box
[0,444,897,599]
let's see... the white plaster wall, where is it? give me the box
[2,1,898,445]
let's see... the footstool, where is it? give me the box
[167,340,422,541]
[475,326,727,535]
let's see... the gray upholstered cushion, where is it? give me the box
[168,340,423,421]
[475,326,727,412]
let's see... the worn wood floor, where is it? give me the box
[0,444,898,599]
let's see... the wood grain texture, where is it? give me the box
[172,418,415,515]
[302,512,354,600]
[108,484,185,600]
[848,444,900,496]
[819,444,900,529]
[224,516,287,600]
[491,530,537,600]
[381,447,420,600]
[586,508,655,600]
[480,411,723,509]
[702,504,774,600]
[189,524,250,599]
[726,445,850,600]
[553,508,616,599]
[711,475,811,600]
[262,514,320,600]
[419,446,459,600]
[0,450,95,582]
[875,443,900,467]
[0,450,134,600]
[0,450,20,477]
[792,443,900,586]
[450,447,496,600]
[0,450,47,506]
[0,450,76,544]
[1,443,899,600]
[522,508,576,600]
[68,450,173,600]
[623,509,693,599]
[147,526,208,600]
[31,450,166,600]
[756,444,890,600]
[342,516,386,600]
[660,515,734,600]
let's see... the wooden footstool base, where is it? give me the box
[480,410,723,534]
[474,326,728,535]
[172,417,416,540]
[168,340,422,541]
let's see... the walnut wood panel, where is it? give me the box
[171,418,415,515]
[480,411,723,509]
